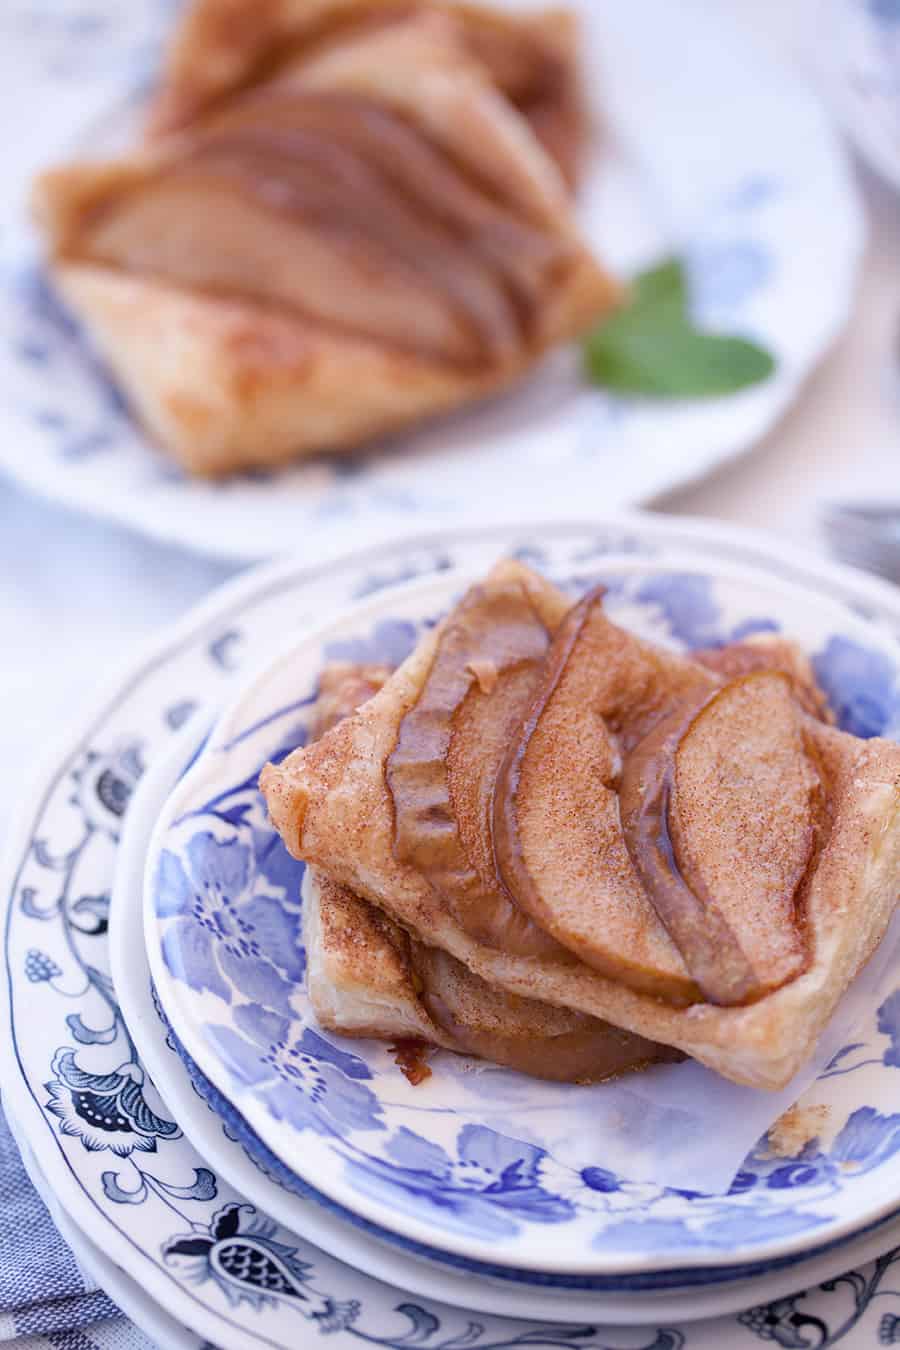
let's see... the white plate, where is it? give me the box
[145,530,900,1281]
[112,707,900,1328]
[3,516,900,1350]
[0,0,864,561]
[816,0,900,195]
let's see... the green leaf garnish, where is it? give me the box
[583,256,776,399]
[631,257,689,314]
[585,328,776,397]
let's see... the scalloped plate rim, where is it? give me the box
[143,521,900,1279]
[117,708,900,1320]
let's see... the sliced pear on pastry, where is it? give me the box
[261,561,900,1089]
[305,663,678,1083]
[494,606,832,1005]
[386,562,569,959]
[493,585,709,1002]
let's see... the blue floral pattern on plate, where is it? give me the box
[343,1125,573,1242]
[146,541,900,1281]
[7,520,900,1349]
[157,831,304,1010]
[206,1008,384,1139]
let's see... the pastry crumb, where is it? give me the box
[768,1104,830,1157]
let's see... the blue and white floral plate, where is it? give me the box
[9,1106,204,1350]
[19,1093,900,1350]
[118,721,691,1326]
[115,703,900,1329]
[3,516,900,1350]
[0,0,864,561]
[144,521,900,1285]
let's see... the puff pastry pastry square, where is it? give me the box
[32,0,619,476]
[262,562,900,1090]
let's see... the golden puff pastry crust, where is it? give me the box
[50,263,598,477]
[305,868,440,1043]
[306,869,679,1082]
[261,562,900,1091]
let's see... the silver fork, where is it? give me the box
[822,503,900,584]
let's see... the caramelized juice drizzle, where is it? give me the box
[389,1039,433,1086]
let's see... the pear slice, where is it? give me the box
[61,45,584,370]
[619,672,818,1006]
[411,942,682,1083]
[494,587,702,1002]
[74,150,518,367]
[386,571,570,960]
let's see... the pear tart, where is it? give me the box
[32,1,618,477]
[262,561,900,1090]
[304,662,680,1083]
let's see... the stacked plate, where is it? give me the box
[5,516,900,1349]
